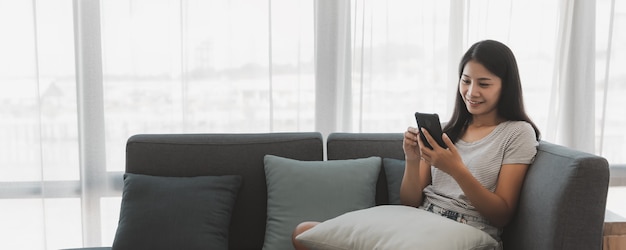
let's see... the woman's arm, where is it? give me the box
[447,162,529,227]
[400,158,432,207]
[419,129,529,227]
[400,127,432,207]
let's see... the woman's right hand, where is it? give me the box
[403,127,421,161]
[400,126,430,207]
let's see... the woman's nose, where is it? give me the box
[467,83,478,96]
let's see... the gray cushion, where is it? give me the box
[326,133,405,205]
[263,155,381,250]
[112,173,242,250]
[383,158,406,205]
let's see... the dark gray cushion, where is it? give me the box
[383,158,406,205]
[112,173,242,250]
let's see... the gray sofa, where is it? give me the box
[89,132,610,249]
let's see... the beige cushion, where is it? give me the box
[296,205,499,250]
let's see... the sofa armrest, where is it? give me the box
[502,141,610,250]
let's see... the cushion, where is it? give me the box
[262,155,381,250]
[383,158,406,205]
[296,205,499,250]
[112,173,242,250]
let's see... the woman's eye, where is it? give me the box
[479,83,490,87]
[461,79,471,84]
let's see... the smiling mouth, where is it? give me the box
[467,99,484,105]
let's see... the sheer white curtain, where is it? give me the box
[548,0,596,153]
[99,0,314,173]
[1,0,314,249]
[0,1,83,249]
[345,0,456,133]
[348,0,625,161]
[596,0,625,163]
[314,0,352,136]
[1,0,625,249]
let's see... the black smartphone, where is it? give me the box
[414,112,447,149]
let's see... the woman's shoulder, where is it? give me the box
[502,120,534,130]
[500,121,537,141]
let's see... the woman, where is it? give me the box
[401,39,540,245]
[292,39,539,249]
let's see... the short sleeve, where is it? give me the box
[502,122,538,165]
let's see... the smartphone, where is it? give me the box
[414,112,447,149]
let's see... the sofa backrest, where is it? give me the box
[125,133,324,250]
[326,133,610,250]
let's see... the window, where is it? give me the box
[0,1,82,249]
[0,0,624,249]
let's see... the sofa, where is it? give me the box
[82,132,610,250]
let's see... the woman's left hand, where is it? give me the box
[417,128,464,176]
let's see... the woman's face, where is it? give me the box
[459,60,502,119]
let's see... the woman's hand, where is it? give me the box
[418,128,464,176]
[403,127,421,161]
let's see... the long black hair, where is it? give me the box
[443,40,540,142]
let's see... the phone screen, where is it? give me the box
[414,112,447,149]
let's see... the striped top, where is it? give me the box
[422,121,538,221]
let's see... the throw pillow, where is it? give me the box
[296,205,499,250]
[262,155,381,250]
[383,158,406,205]
[112,173,242,250]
